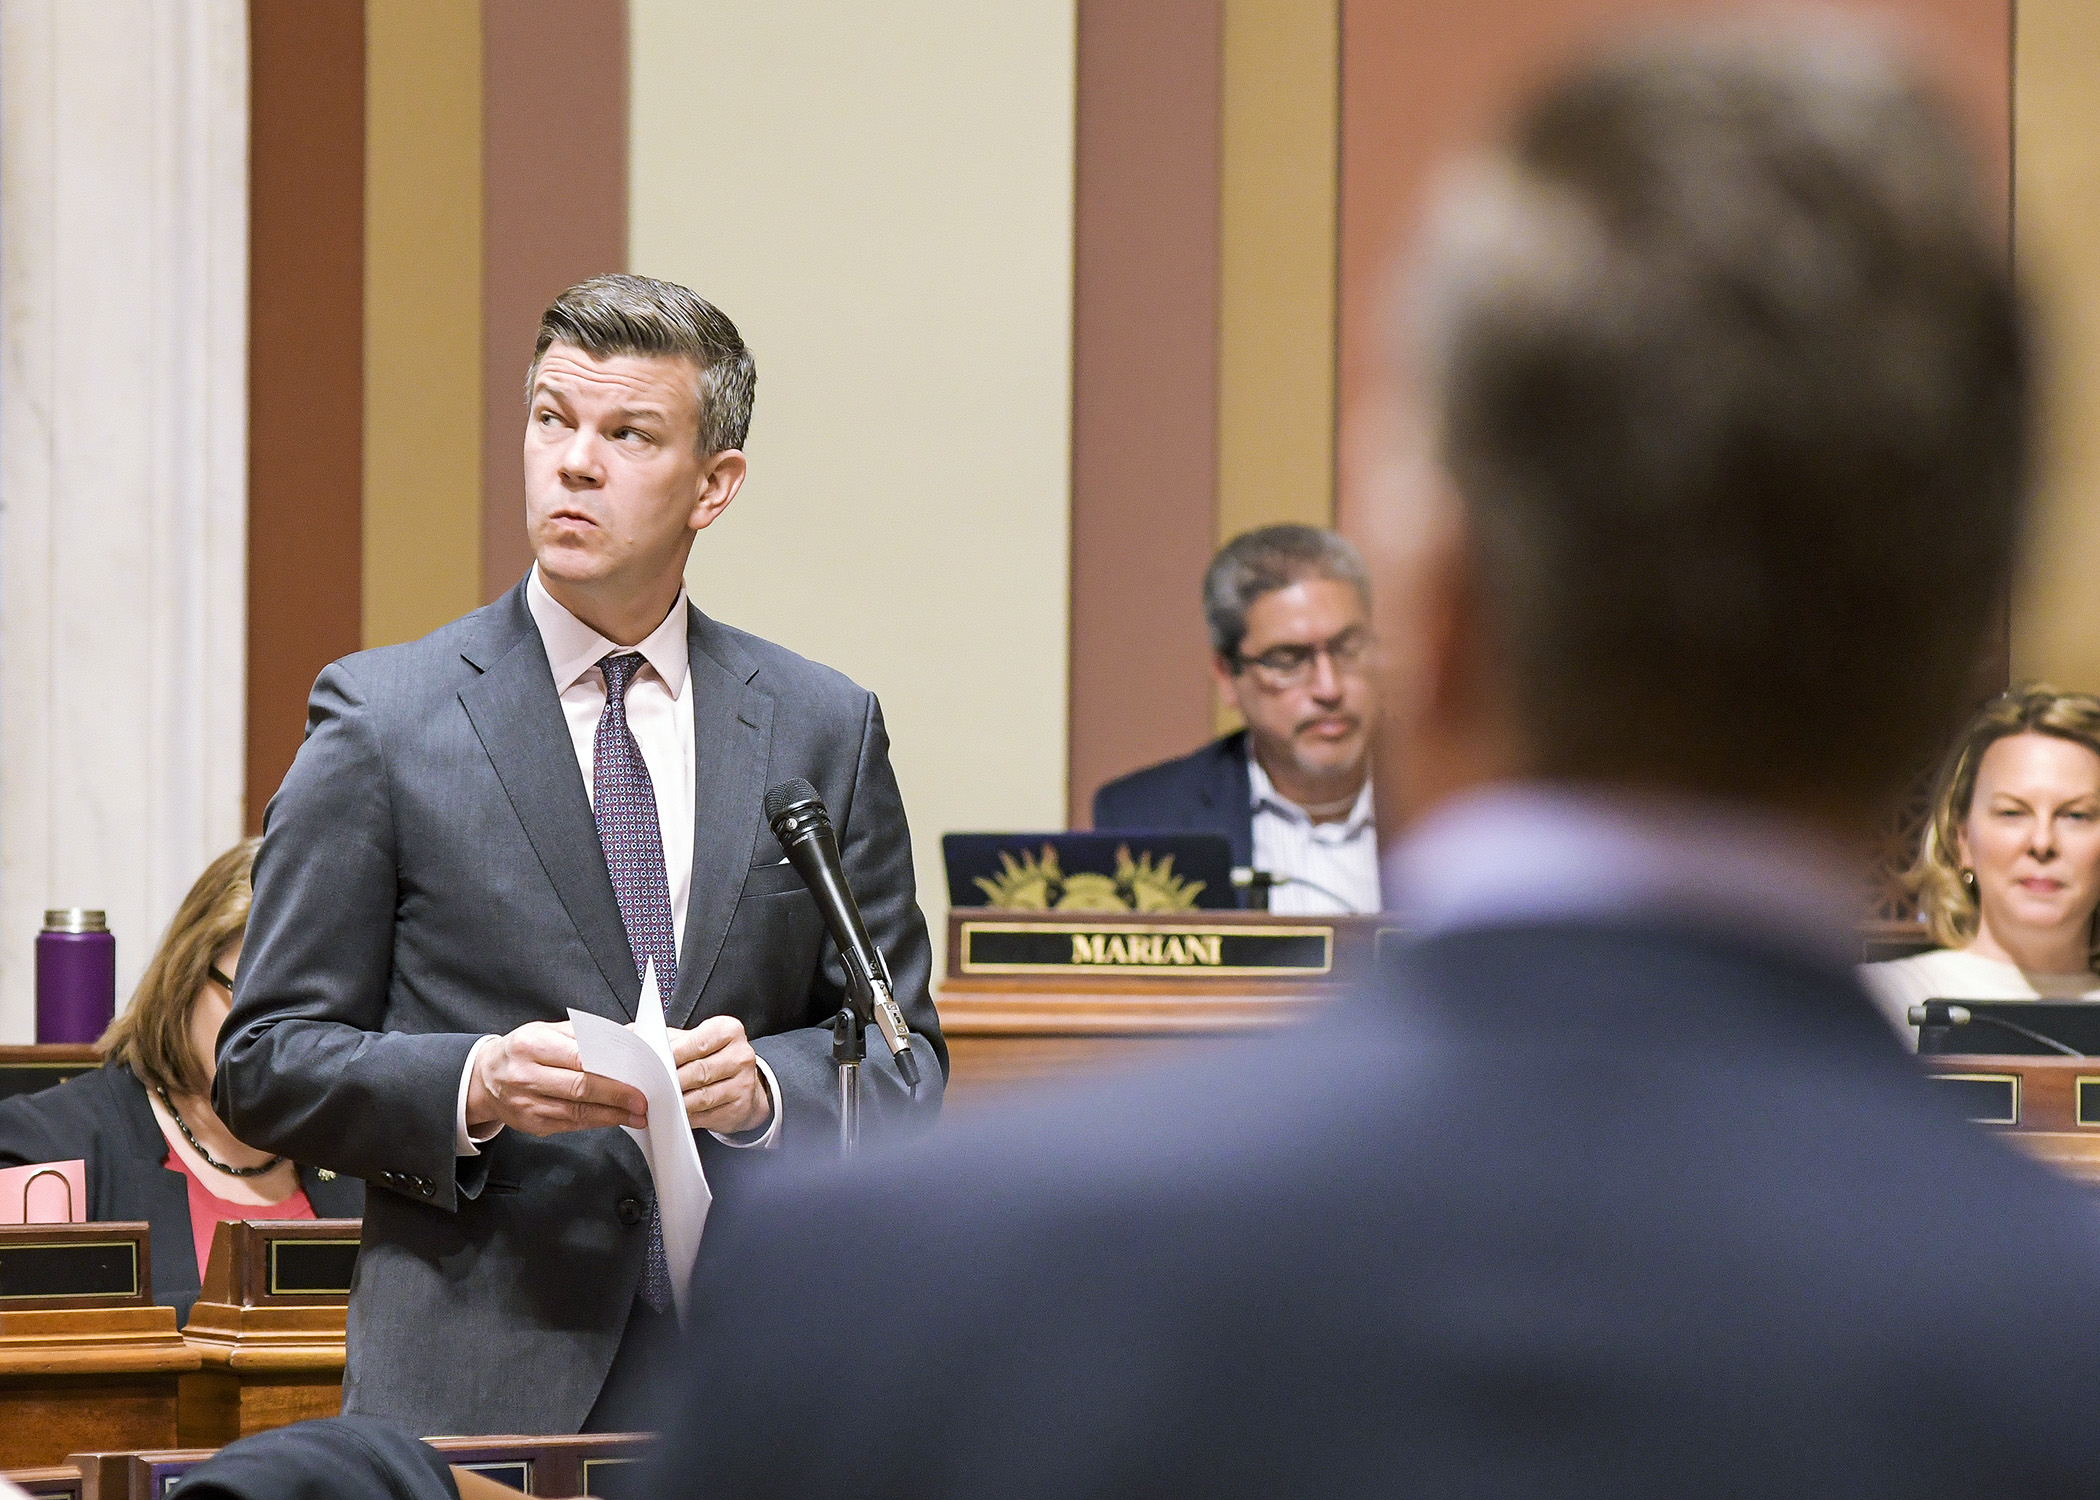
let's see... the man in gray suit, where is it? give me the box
[216,274,945,1435]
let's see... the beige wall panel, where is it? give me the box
[631,2,1077,976]
[364,0,483,649]
[2013,0,2100,692]
[1217,0,1340,546]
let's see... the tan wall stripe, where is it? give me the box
[1217,0,1340,547]
[363,0,484,649]
[1215,0,1341,735]
[2011,0,2100,692]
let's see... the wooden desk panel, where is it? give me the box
[1921,1054,2100,1185]
[178,1220,358,1447]
[939,912,1368,1102]
[0,1307,197,1469]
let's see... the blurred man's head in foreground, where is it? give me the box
[1371,23,2029,841]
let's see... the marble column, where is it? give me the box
[0,0,249,1037]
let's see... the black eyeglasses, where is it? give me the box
[1232,627,1373,689]
[207,964,236,991]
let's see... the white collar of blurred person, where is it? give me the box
[1249,745,1375,841]
[1385,783,1865,970]
[527,562,690,699]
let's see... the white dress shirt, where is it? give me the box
[1247,751,1383,915]
[454,566,780,1153]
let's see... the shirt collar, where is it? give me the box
[1384,782,1864,968]
[526,564,691,699]
[1246,742,1376,837]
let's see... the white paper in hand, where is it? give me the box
[568,961,712,1323]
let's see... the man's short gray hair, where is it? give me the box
[529,273,757,454]
[1408,24,2028,815]
[1203,525,1371,660]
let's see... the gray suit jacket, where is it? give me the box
[215,578,944,1435]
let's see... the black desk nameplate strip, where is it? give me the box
[0,1239,139,1300]
[268,1237,361,1296]
[461,1462,532,1493]
[1928,1072,2019,1127]
[2078,1077,2100,1128]
[0,1062,95,1102]
[583,1457,642,1498]
[960,922,1333,977]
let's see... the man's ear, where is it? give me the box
[689,449,747,533]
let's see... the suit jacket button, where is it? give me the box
[616,1197,644,1226]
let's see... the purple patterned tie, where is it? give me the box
[591,652,676,1315]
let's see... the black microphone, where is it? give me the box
[1907,998,2082,1057]
[764,778,921,1088]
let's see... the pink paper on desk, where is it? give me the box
[0,1159,87,1223]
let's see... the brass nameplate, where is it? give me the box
[960,921,1333,977]
[0,1238,140,1300]
[268,1237,361,1296]
[2078,1077,2100,1128]
[1928,1071,2019,1127]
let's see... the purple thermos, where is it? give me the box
[37,909,115,1044]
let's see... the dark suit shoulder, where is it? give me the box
[324,594,518,702]
[1094,732,1247,824]
[668,923,2100,1497]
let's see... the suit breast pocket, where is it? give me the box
[739,860,808,900]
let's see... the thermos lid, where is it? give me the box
[43,908,108,933]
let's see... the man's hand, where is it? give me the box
[465,1021,648,1137]
[667,1017,771,1135]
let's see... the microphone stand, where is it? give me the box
[832,1003,865,1154]
[833,945,913,1155]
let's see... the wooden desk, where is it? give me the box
[178,1219,359,1446]
[0,1223,197,1469]
[37,1432,653,1500]
[1921,1054,2100,1185]
[938,911,1394,1101]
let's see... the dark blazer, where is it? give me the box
[657,920,2100,1497]
[0,1063,362,1325]
[217,578,945,1436]
[1091,730,1254,868]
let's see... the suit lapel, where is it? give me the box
[669,608,774,1029]
[1207,732,1255,869]
[458,592,639,1021]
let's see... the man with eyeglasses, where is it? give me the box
[1093,525,1380,914]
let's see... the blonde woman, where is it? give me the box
[1864,686,2100,1045]
[0,840,361,1322]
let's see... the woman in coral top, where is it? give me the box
[0,840,362,1322]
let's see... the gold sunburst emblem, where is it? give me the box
[973,844,1205,912]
